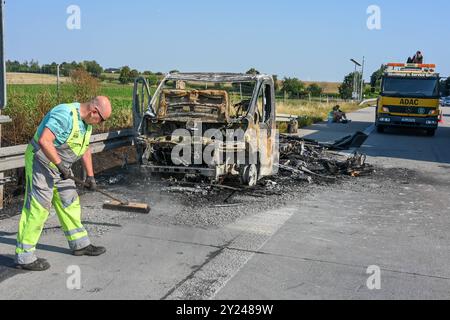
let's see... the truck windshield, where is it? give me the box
[382,77,439,97]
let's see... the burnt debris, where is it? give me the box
[279,134,373,181]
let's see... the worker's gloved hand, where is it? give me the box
[84,176,97,191]
[56,162,71,180]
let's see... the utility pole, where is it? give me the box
[57,63,60,101]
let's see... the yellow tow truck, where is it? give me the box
[376,63,441,136]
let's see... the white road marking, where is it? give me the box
[165,208,295,300]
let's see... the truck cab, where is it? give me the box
[376,63,441,136]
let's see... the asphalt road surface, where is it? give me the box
[1,106,450,300]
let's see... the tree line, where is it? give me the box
[246,69,325,98]
[6,60,329,97]
[6,60,104,77]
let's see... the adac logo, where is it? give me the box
[400,98,419,106]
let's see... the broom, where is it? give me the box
[69,176,151,214]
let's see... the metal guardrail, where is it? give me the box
[0,115,299,172]
[359,98,377,106]
[276,113,299,123]
[0,115,10,124]
[0,129,135,172]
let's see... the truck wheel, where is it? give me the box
[376,125,385,133]
[426,129,436,137]
[239,164,258,187]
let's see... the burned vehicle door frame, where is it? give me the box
[133,77,158,163]
[250,80,276,177]
[132,73,278,186]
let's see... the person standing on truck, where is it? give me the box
[412,51,424,64]
[15,96,112,271]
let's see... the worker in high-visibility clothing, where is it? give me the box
[15,96,112,271]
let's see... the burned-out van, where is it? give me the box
[132,73,279,186]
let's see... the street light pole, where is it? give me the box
[353,64,357,100]
[350,59,362,101]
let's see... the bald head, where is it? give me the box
[90,96,112,120]
[79,96,112,125]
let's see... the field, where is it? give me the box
[101,72,120,80]
[303,81,340,94]
[2,73,355,146]
[277,99,358,127]
[6,72,70,85]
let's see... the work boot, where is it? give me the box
[73,245,106,257]
[16,258,51,272]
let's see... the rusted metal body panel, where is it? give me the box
[132,73,279,186]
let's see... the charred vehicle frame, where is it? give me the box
[132,72,279,186]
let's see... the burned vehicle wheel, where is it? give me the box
[240,164,258,187]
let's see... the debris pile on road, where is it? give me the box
[156,133,374,206]
[158,134,373,205]
[278,134,374,181]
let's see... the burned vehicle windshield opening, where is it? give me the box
[153,79,257,123]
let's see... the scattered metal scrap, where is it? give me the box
[279,134,373,181]
[156,132,373,207]
[164,180,281,198]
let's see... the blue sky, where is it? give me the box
[4,0,450,82]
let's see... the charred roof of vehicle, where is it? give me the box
[165,72,273,83]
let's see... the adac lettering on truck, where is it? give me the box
[380,97,439,108]
[399,98,420,106]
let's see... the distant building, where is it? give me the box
[105,68,121,74]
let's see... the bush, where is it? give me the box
[70,68,100,102]
[3,90,55,145]
[119,66,132,84]
[282,77,305,98]
[82,60,103,78]
[339,72,356,99]
[306,83,323,97]
[147,74,159,86]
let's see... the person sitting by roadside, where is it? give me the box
[329,105,349,124]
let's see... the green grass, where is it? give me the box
[7,83,136,109]
[3,83,140,145]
